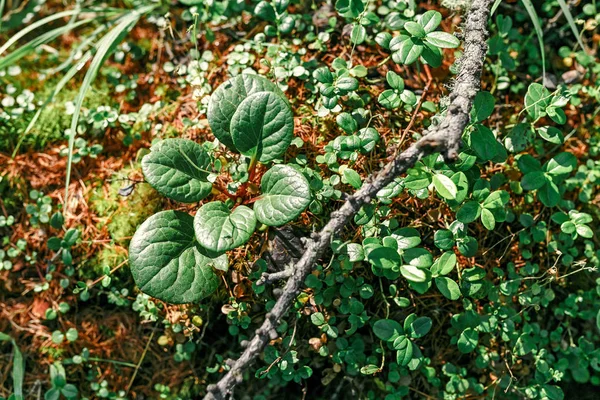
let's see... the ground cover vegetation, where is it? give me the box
[1,0,599,399]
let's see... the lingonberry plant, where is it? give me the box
[129,74,311,303]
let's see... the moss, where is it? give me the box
[87,165,162,276]
[0,76,114,154]
[90,165,163,243]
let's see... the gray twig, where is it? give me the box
[204,0,493,398]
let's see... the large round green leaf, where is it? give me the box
[129,210,226,304]
[254,165,311,226]
[207,74,285,150]
[141,139,212,203]
[194,201,256,252]
[231,91,294,163]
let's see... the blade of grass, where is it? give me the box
[0,333,24,400]
[0,9,81,55]
[44,23,108,75]
[556,0,587,52]
[63,6,155,205]
[11,51,94,158]
[0,0,5,31]
[491,0,502,16]
[521,0,545,80]
[0,18,92,70]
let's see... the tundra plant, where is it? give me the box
[128,74,311,303]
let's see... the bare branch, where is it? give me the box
[204,1,493,398]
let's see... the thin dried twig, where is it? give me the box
[204,0,493,398]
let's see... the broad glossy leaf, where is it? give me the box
[410,317,432,338]
[544,152,577,176]
[391,227,421,249]
[194,202,256,252]
[481,208,495,230]
[373,319,403,341]
[433,173,457,200]
[129,211,225,304]
[521,171,548,190]
[231,91,294,162]
[431,252,456,276]
[538,181,561,207]
[404,21,426,38]
[434,229,454,250]
[524,83,551,121]
[395,37,423,65]
[435,277,461,300]
[378,89,402,109]
[400,264,429,282]
[397,340,414,366]
[254,165,311,226]
[469,125,498,161]
[403,248,433,268]
[207,74,285,150]
[425,31,460,48]
[538,126,564,144]
[457,201,481,223]
[142,139,212,203]
[457,328,478,353]
[419,10,441,33]
[368,247,401,270]
[471,91,495,123]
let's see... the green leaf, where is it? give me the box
[576,225,593,238]
[395,37,423,65]
[538,126,564,144]
[544,152,577,176]
[231,91,294,163]
[386,70,404,91]
[194,202,256,252]
[457,201,481,223]
[434,229,454,250]
[142,139,212,203]
[368,247,401,270]
[335,0,365,17]
[400,264,429,282]
[425,31,460,48]
[311,312,325,326]
[254,165,311,226]
[378,89,402,109]
[404,21,426,38]
[457,328,478,353]
[360,364,380,375]
[420,42,442,67]
[521,171,548,191]
[435,277,461,300]
[419,10,442,33]
[255,1,276,22]
[350,24,367,44]
[403,248,433,268]
[208,74,284,150]
[538,181,560,207]
[391,227,421,249]
[373,319,403,341]
[471,91,495,123]
[469,125,498,161]
[396,340,414,366]
[343,168,363,189]
[524,83,551,121]
[480,208,495,230]
[433,173,458,200]
[410,317,432,338]
[431,252,456,276]
[129,210,224,304]
[336,112,358,134]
